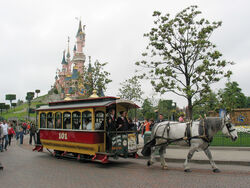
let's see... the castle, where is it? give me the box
[54,20,89,99]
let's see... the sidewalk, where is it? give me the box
[137,136,250,166]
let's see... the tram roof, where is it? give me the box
[36,97,139,111]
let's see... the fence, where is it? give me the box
[211,132,250,147]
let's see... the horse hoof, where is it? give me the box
[213,169,221,173]
[162,166,168,170]
[147,161,151,166]
[184,169,192,173]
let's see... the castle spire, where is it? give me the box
[61,50,67,64]
[76,20,83,37]
[66,36,70,58]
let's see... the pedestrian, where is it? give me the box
[0,121,3,152]
[141,118,150,137]
[1,120,9,151]
[22,122,27,135]
[29,122,37,145]
[18,123,24,144]
[8,122,15,146]
[15,122,21,141]
[149,119,155,131]
[179,114,185,123]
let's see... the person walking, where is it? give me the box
[29,122,37,145]
[1,120,9,151]
[0,121,3,152]
[8,122,15,146]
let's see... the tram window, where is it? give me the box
[40,113,46,128]
[82,111,92,130]
[95,111,105,130]
[47,112,54,128]
[55,112,62,129]
[63,112,71,129]
[72,111,81,129]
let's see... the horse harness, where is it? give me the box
[153,119,212,148]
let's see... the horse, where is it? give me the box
[142,117,238,173]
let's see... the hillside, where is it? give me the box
[0,94,60,121]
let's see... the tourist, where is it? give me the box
[22,122,27,135]
[116,111,129,131]
[156,114,165,123]
[0,121,3,152]
[29,122,37,145]
[8,122,15,146]
[179,114,185,123]
[1,120,9,151]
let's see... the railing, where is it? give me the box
[211,132,250,147]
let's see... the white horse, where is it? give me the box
[142,117,238,173]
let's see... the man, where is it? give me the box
[1,120,9,151]
[156,114,165,123]
[116,111,129,131]
[107,109,116,132]
[0,121,3,152]
[29,122,37,145]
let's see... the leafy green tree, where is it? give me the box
[4,104,10,112]
[193,90,219,119]
[26,92,35,120]
[5,94,16,108]
[83,59,112,97]
[136,5,233,119]
[0,103,5,114]
[218,81,247,113]
[17,99,24,106]
[157,99,176,120]
[141,98,155,120]
[11,102,17,111]
[246,97,250,108]
[35,89,41,98]
[118,76,144,102]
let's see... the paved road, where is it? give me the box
[1,137,250,188]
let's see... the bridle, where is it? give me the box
[224,120,236,138]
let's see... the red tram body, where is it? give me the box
[34,96,139,163]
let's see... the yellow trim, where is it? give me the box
[41,139,104,155]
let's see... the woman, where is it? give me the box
[8,123,15,146]
[116,111,129,131]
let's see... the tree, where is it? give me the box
[141,98,155,120]
[118,76,144,102]
[83,59,112,97]
[26,92,35,120]
[0,103,5,114]
[11,102,17,111]
[246,97,250,108]
[35,89,41,98]
[157,99,176,120]
[136,6,233,119]
[193,90,219,119]
[5,94,16,108]
[218,81,247,113]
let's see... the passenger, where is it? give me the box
[156,114,164,123]
[85,118,92,130]
[116,111,129,131]
[107,109,116,132]
[128,118,136,131]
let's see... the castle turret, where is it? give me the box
[76,20,85,53]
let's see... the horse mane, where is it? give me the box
[199,117,223,141]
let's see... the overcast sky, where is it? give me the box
[0,0,250,108]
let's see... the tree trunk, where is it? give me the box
[187,98,193,121]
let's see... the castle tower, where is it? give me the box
[73,20,86,75]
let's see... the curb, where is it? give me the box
[138,155,250,166]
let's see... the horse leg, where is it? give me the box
[203,148,220,173]
[183,147,197,172]
[147,146,156,166]
[159,145,168,170]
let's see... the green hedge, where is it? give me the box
[211,132,250,147]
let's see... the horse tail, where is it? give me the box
[141,138,156,156]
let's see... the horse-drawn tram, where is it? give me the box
[33,96,139,163]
